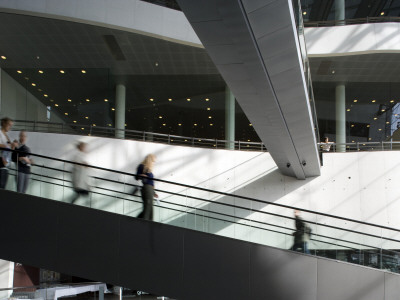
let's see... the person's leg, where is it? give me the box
[0,169,8,189]
[22,173,30,194]
[142,185,154,220]
[70,189,80,204]
[137,187,145,218]
[304,242,310,254]
[17,172,25,193]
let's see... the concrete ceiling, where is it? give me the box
[0,12,260,141]
[310,54,400,83]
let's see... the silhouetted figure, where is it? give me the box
[0,117,15,189]
[13,131,32,193]
[291,210,311,254]
[136,154,158,220]
[70,142,91,204]
[321,137,333,152]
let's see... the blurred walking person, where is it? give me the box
[70,142,91,204]
[291,210,311,254]
[136,154,158,220]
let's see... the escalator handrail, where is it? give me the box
[4,147,400,234]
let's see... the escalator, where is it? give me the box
[1,149,400,299]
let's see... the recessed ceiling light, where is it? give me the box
[108,124,112,127]
[381,12,385,15]
[351,124,354,127]
[303,11,307,15]
[378,128,382,131]
[17,70,22,74]
[381,109,385,112]
[187,98,191,102]
[159,116,163,119]
[386,121,390,124]
[178,123,182,126]
[369,138,372,140]
[208,116,212,119]
[44,94,48,97]
[352,140,355,143]
[73,120,77,123]
[207,108,211,111]
[210,123,214,126]
[372,100,376,103]
[38,89,42,92]
[64,112,68,115]
[55,104,59,107]
[31,83,36,86]
[149,98,154,101]
[38,70,43,74]
[60,70,65,74]
[85,116,89,119]
[353,99,358,103]
[205,98,209,101]
[249,123,252,126]
[125,124,127,127]
[374,117,378,120]
[81,70,86,74]
[81,128,84,130]
[194,123,198,126]
[50,99,54,102]
[168,98,172,102]
[111,108,115,111]
[68,99,72,102]
[347,109,351,111]
[390,100,395,103]
[104,99,108,102]
[367,125,370,128]
[247,139,251,142]
[162,123,166,126]
[331,70,335,74]
[86,99,90,102]
[1,56,6,60]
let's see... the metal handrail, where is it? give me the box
[12,120,267,152]
[317,141,399,152]
[5,166,392,252]
[4,147,400,234]
[304,16,400,27]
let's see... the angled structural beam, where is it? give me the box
[176,0,321,179]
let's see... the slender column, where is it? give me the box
[335,0,345,25]
[115,83,126,139]
[225,86,235,149]
[336,84,346,152]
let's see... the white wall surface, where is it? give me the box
[0,0,201,47]
[0,69,64,123]
[0,261,13,295]
[5,131,400,252]
[305,23,400,57]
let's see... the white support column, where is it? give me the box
[336,84,346,152]
[225,86,235,150]
[115,84,126,139]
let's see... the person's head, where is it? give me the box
[77,142,87,152]
[294,209,301,217]
[1,117,13,132]
[324,137,329,143]
[142,154,156,172]
[19,130,27,144]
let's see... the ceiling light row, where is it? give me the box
[148,98,211,102]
